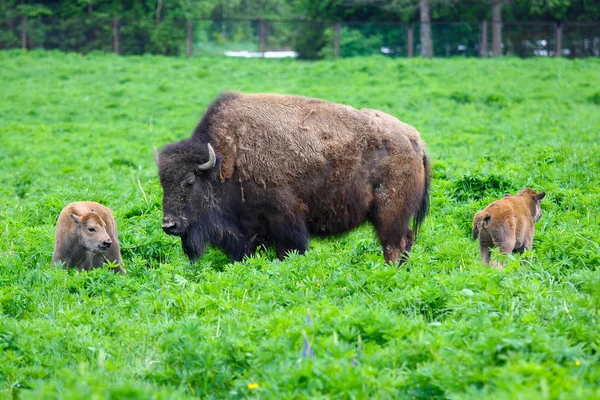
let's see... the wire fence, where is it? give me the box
[1,17,599,58]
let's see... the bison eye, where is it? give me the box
[88,227,96,232]
[184,178,194,187]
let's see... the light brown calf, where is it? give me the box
[52,201,125,274]
[472,188,545,267]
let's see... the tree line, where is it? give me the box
[1,0,598,58]
[3,1,597,22]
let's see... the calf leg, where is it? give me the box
[497,236,517,255]
[477,230,493,266]
[518,231,534,253]
[513,245,527,254]
[491,234,516,269]
[78,254,93,272]
[479,243,492,266]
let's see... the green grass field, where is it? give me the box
[0,50,599,399]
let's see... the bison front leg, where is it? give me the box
[269,218,309,261]
[218,231,254,262]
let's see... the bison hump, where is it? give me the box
[207,94,421,187]
[212,98,362,185]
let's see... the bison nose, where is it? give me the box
[162,219,179,235]
[102,239,112,248]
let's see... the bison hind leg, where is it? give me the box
[378,224,413,265]
[370,207,413,265]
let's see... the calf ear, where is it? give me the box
[71,213,82,224]
[535,192,546,201]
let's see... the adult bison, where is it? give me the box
[155,92,430,264]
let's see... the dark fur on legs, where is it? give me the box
[268,217,309,260]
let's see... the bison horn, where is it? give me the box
[153,146,160,166]
[197,143,216,171]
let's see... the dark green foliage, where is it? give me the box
[147,20,187,56]
[334,24,407,58]
[484,93,509,108]
[453,174,517,201]
[587,91,600,105]
[0,51,599,398]
[293,22,327,60]
[449,91,474,104]
[40,17,114,53]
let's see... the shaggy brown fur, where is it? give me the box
[198,94,425,188]
[472,188,546,267]
[158,92,430,264]
[52,201,125,273]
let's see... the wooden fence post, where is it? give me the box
[259,20,266,57]
[21,15,27,50]
[187,19,193,56]
[555,21,562,57]
[480,20,488,57]
[406,24,413,58]
[334,23,340,59]
[113,17,120,55]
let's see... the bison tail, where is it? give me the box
[412,150,431,237]
[472,211,490,240]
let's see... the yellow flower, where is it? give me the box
[316,283,321,287]
[575,361,581,366]
[247,383,259,390]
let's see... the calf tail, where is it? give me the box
[412,150,431,237]
[472,211,491,240]
[472,220,480,241]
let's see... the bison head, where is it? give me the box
[155,139,220,237]
[71,211,113,253]
[518,188,546,223]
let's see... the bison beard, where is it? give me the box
[181,213,310,263]
[180,209,255,262]
[178,180,311,263]
[156,92,430,265]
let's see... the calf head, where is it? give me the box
[71,211,112,253]
[518,188,546,222]
[155,139,221,236]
